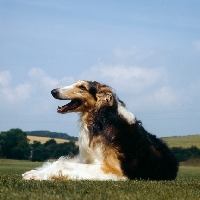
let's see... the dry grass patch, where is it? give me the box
[27,136,70,144]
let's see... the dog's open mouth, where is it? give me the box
[57,99,82,113]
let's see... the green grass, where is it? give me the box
[1,160,200,199]
[162,134,200,148]
[0,159,42,175]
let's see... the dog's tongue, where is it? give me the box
[57,105,69,113]
[57,99,81,113]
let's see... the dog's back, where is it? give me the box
[86,93,178,180]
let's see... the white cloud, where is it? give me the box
[0,70,32,103]
[79,62,186,111]
[28,68,46,78]
[79,46,168,96]
[95,64,165,83]
[123,86,183,113]
[78,46,186,110]
[0,83,32,102]
[28,68,75,89]
[0,71,12,86]
[28,68,59,88]
[80,64,167,94]
[150,86,179,106]
[15,83,32,100]
[0,68,75,108]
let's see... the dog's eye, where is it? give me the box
[78,85,87,91]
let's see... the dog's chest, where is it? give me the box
[78,118,103,164]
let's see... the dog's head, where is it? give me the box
[51,80,115,114]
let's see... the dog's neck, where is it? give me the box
[78,113,99,164]
[77,102,136,164]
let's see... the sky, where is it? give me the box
[1,0,200,137]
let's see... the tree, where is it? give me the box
[1,128,30,159]
[31,139,79,161]
[0,133,5,157]
[0,128,79,161]
[31,145,49,162]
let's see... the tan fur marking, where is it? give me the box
[89,135,102,148]
[101,147,124,177]
[96,85,114,108]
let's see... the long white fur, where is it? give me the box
[22,157,123,180]
[78,114,104,165]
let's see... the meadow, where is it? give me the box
[162,134,200,148]
[0,159,200,200]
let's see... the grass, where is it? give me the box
[1,159,200,199]
[0,159,42,175]
[180,158,200,166]
[162,134,200,148]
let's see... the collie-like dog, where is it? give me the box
[22,80,178,180]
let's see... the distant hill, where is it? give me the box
[162,134,200,148]
[26,131,200,148]
[26,130,78,141]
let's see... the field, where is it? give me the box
[27,134,200,149]
[27,134,200,148]
[0,159,200,199]
[27,135,70,144]
[27,136,79,146]
[162,134,200,148]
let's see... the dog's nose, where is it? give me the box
[51,89,58,98]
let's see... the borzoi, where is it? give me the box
[22,80,178,180]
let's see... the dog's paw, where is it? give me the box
[22,170,48,180]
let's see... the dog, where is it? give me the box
[22,80,178,180]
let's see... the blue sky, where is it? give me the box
[1,0,200,137]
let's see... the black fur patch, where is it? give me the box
[88,81,98,101]
[89,97,179,180]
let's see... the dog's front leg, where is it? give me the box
[22,160,62,180]
[57,162,127,180]
[22,160,126,180]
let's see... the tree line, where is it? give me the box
[171,146,200,162]
[26,130,78,141]
[0,128,78,161]
[1,128,200,163]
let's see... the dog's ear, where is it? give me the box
[96,91,114,106]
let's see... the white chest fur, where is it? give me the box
[78,114,103,164]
